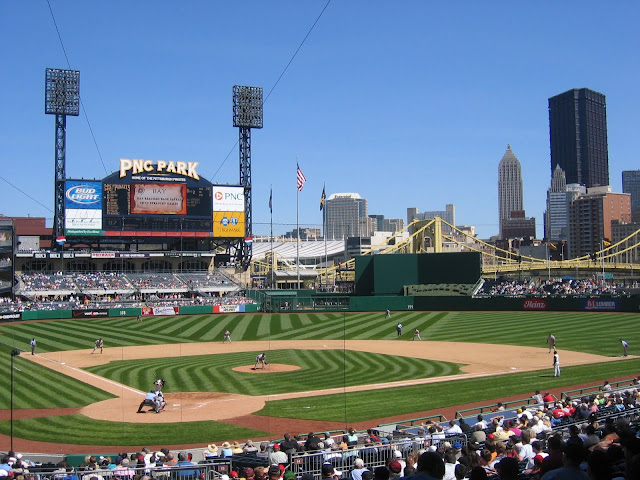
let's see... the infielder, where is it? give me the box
[547,333,556,353]
[30,338,36,355]
[254,353,267,370]
[553,349,560,377]
[621,339,629,357]
[223,330,232,343]
[91,338,104,354]
[412,329,422,341]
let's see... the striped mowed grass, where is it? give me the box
[0,310,638,446]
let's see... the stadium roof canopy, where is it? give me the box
[251,240,344,261]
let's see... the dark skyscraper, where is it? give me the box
[548,88,609,188]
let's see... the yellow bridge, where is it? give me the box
[250,217,640,283]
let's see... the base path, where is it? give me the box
[24,340,617,424]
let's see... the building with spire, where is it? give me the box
[498,145,525,239]
[544,165,586,244]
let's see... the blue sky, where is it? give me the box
[1,1,639,239]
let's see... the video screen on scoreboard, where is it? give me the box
[104,183,212,217]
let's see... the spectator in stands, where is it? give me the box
[281,433,300,457]
[387,461,402,479]
[539,435,565,477]
[113,458,134,478]
[305,432,322,451]
[256,443,269,460]
[351,458,369,480]
[267,465,281,480]
[468,426,485,447]
[253,467,267,480]
[403,453,418,476]
[243,440,258,454]
[268,444,288,465]
[402,451,445,480]
[445,419,463,435]
[517,429,535,465]
[495,457,519,480]
[347,427,359,446]
[474,414,488,430]
[221,442,234,457]
[373,466,390,480]
[443,449,457,480]
[468,466,488,480]
[321,464,336,480]
[541,442,587,479]
[454,464,467,480]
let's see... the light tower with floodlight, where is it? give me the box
[232,85,263,269]
[45,68,80,246]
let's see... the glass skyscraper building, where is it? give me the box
[548,88,609,188]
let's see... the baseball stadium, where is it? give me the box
[1,71,640,479]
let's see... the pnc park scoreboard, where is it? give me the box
[64,159,245,239]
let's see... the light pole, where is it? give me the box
[10,348,20,451]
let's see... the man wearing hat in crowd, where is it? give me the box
[241,467,255,480]
[267,465,282,480]
[203,443,218,460]
[268,444,288,465]
[388,460,402,478]
[221,442,233,457]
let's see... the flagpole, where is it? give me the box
[323,182,327,288]
[296,158,300,289]
[270,184,273,289]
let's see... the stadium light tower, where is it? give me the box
[232,85,263,270]
[45,68,80,246]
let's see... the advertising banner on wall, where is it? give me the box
[65,180,103,235]
[213,211,245,237]
[212,186,244,212]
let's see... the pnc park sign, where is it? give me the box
[119,158,200,180]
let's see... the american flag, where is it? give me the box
[297,164,307,191]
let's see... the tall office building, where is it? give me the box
[498,145,523,239]
[622,170,640,222]
[568,188,631,258]
[548,88,609,188]
[324,193,368,240]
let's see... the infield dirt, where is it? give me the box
[25,340,617,424]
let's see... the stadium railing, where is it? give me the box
[453,396,549,418]
[560,378,638,400]
[23,463,230,480]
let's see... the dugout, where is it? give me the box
[354,252,482,296]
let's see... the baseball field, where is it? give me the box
[0,309,639,453]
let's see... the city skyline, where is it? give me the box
[1,2,639,240]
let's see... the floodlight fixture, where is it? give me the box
[233,86,263,128]
[45,68,80,116]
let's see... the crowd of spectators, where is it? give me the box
[2,380,640,479]
[73,272,133,291]
[476,278,634,297]
[19,272,77,291]
[127,273,189,290]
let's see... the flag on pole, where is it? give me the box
[320,185,326,211]
[603,240,611,247]
[269,187,272,213]
[297,163,307,191]
[549,242,557,251]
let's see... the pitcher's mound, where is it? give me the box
[233,364,301,373]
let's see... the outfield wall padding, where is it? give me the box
[350,296,415,312]
[108,308,142,317]
[21,310,72,320]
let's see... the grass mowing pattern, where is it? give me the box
[85,350,462,395]
[0,415,269,446]
[0,343,114,410]
[1,311,638,357]
[257,357,640,422]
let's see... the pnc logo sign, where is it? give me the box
[66,185,101,204]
